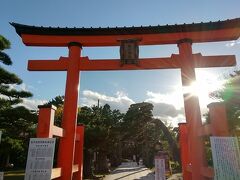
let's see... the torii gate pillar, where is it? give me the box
[57,43,82,180]
[178,40,207,180]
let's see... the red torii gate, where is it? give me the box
[12,18,240,180]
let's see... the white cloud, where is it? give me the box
[8,83,31,92]
[151,102,184,118]
[145,91,184,109]
[145,91,184,114]
[145,91,185,127]
[225,40,240,47]
[155,114,186,127]
[1,95,47,110]
[81,90,135,112]
[11,83,48,110]
[19,98,48,110]
[1,83,47,110]
[81,89,186,126]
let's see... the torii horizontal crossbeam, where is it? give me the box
[28,54,236,71]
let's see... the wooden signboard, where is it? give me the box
[120,39,139,65]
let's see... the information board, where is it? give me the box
[210,137,240,180]
[0,172,3,180]
[24,138,56,180]
[155,157,166,180]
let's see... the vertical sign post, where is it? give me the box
[24,138,56,180]
[0,172,3,180]
[0,130,2,143]
[155,156,166,180]
[210,137,240,180]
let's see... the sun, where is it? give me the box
[183,71,225,107]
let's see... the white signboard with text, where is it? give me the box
[0,172,3,180]
[155,157,166,180]
[24,138,56,180]
[210,137,240,180]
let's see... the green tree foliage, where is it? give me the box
[152,119,180,163]
[0,106,37,168]
[0,35,11,65]
[0,35,32,108]
[211,70,240,135]
[45,95,64,126]
[42,96,180,176]
[121,102,155,166]
[121,102,180,168]
[0,35,37,168]
[45,95,64,108]
[202,71,240,166]
[78,104,124,177]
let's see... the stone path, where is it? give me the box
[104,162,154,180]
[103,161,183,180]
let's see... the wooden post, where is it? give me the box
[73,125,85,180]
[179,123,191,180]
[208,102,229,136]
[57,43,82,180]
[178,40,207,180]
[37,105,56,138]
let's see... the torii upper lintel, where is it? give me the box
[11,18,240,47]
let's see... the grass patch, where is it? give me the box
[3,170,24,180]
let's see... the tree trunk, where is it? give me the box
[154,119,180,164]
[83,150,94,178]
[96,151,109,173]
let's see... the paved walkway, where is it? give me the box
[104,162,183,180]
[104,162,154,180]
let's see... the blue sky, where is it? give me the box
[1,0,240,126]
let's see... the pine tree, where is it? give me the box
[0,35,32,108]
[0,35,37,168]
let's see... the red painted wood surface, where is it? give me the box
[73,126,85,180]
[37,105,56,138]
[179,42,208,180]
[179,123,191,180]
[27,55,236,71]
[20,28,240,47]
[208,102,229,136]
[57,45,81,180]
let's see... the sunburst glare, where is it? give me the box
[183,71,225,107]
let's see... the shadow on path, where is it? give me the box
[133,171,155,180]
[104,162,154,180]
[114,169,152,180]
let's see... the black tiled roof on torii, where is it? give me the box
[10,18,240,37]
